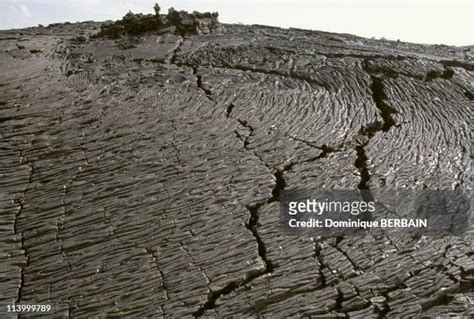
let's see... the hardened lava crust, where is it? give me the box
[0,14,473,318]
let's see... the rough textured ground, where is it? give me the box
[0,21,473,318]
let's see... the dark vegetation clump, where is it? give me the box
[97,3,222,38]
[98,9,162,38]
[166,8,221,36]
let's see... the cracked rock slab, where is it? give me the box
[0,19,473,318]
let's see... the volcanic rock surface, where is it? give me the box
[0,13,473,318]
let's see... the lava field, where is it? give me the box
[0,9,473,318]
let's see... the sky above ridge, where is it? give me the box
[0,0,472,46]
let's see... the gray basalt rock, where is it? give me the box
[0,6,472,318]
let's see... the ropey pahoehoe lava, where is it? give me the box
[0,4,473,318]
